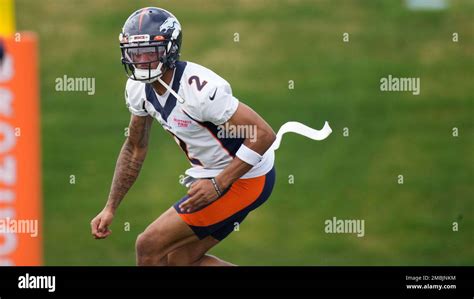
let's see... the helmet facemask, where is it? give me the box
[120,38,177,83]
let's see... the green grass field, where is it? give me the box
[16,0,473,265]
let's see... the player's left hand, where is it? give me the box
[179,179,221,213]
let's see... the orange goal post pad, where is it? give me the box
[0,32,42,266]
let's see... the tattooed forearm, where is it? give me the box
[105,115,153,212]
[105,141,144,211]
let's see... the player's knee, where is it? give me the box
[135,230,167,260]
[135,232,168,266]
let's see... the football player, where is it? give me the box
[91,7,276,266]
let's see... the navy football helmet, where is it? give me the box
[120,7,182,83]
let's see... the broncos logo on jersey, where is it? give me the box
[159,18,181,39]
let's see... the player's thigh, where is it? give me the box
[137,207,199,255]
[167,236,219,266]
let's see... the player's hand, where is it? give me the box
[179,179,220,213]
[91,208,114,239]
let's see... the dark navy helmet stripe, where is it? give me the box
[145,61,187,122]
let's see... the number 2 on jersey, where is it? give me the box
[188,75,208,91]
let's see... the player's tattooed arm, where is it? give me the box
[105,114,154,213]
[91,114,153,239]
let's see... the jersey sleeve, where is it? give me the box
[181,80,239,125]
[125,79,148,117]
[200,82,239,125]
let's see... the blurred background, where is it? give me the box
[14,0,473,265]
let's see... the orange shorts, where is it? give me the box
[173,167,275,241]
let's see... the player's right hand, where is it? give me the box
[91,208,114,239]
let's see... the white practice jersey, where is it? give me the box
[125,61,275,179]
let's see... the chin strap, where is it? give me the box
[156,72,186,104]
